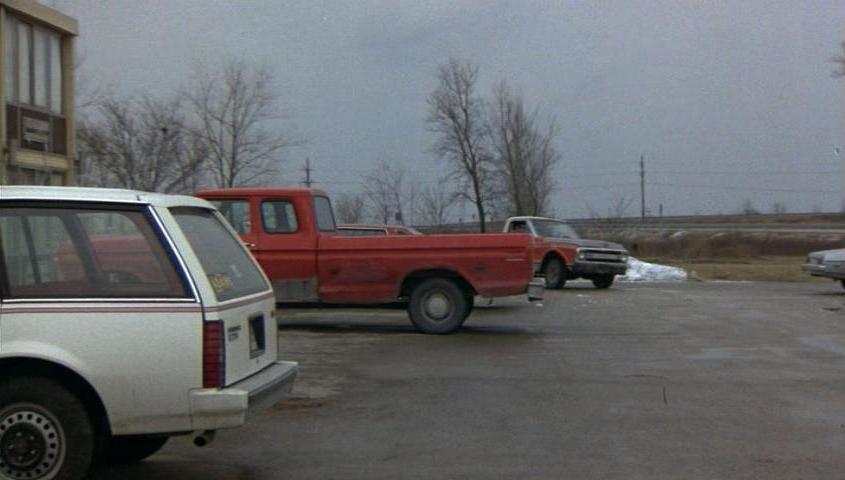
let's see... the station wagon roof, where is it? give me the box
[0,186,213,209]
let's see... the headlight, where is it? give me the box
[620,254,629,262]
[577,251,586,260]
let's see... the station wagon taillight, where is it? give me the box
[203,320,226,388]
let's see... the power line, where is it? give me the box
[648,181,843,194]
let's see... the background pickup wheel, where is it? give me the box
[104,435,169,464]
[408,278,469,334]
[543,257,566,289]
[592,274,615,289]
[0,377,95,480]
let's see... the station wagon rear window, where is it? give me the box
[170,207,269,302]
[0,206,190,299]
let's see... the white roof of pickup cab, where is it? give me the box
[506,216,558,222]
[0,186,213,209]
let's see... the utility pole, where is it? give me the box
[302,157,313,188]
[640,154,645,221]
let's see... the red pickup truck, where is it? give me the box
[504,216,629,289]
[196,188,543,333]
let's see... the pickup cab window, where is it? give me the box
[313,196,336,232]
[532,219,579,239]
[170,207,269,302]
[210,200,251,235]
[0,206,189,299]
[508,221,529,233]
[261,200,298,233]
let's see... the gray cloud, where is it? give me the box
[60,0,845,218]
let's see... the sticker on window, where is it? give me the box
[208,273,234,295]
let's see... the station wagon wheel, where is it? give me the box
[544,257,566,289]
[0,378,94,480]
[408,278,469,334]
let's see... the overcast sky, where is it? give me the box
[56,0,845,219]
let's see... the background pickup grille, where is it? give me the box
[581,250,626,263]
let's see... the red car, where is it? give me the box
[197,188,543,333]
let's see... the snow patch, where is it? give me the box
[618,257,687,282]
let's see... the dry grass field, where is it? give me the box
[643,256,828,282]
[605,231,844,282]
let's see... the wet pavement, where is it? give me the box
[94,280,845,479]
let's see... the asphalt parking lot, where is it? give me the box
[95,280,845,480]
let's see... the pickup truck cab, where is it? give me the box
[0,187,297,480]
[197,188,543,334]
[504,216,629,289]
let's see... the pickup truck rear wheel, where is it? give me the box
[544,257,566,289]
[592,274,615,289]
[408,278,469,334]
[104,435,168,464]
[0,377,95,480]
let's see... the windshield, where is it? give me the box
[532,220,580,240]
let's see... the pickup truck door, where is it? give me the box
[255,197,319,302]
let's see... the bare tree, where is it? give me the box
[427,59,493,232]
[583,195,634,237]
[363,160,406,224]
[334,193,367,224]
[740,198,760,215]
[77,95,207,193]
[832,40,845,78]
[488,82,560,217]
[416,179,455,228]
[771,202,788,215]
[186,60,296,188]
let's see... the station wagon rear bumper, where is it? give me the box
[189,360,298,430]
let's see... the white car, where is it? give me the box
[802,248,845,290]
[0,186,297,480]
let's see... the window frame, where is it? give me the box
[0,200,197,303]
[259,199,300,235]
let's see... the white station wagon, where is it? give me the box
[0,186,297,480]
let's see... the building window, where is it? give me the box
[3,15,15,103]
[16,20,30,104]
[4,14,66,155]
[33,27,48,108]
[5,15,62,114]
[49,34,61,113]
